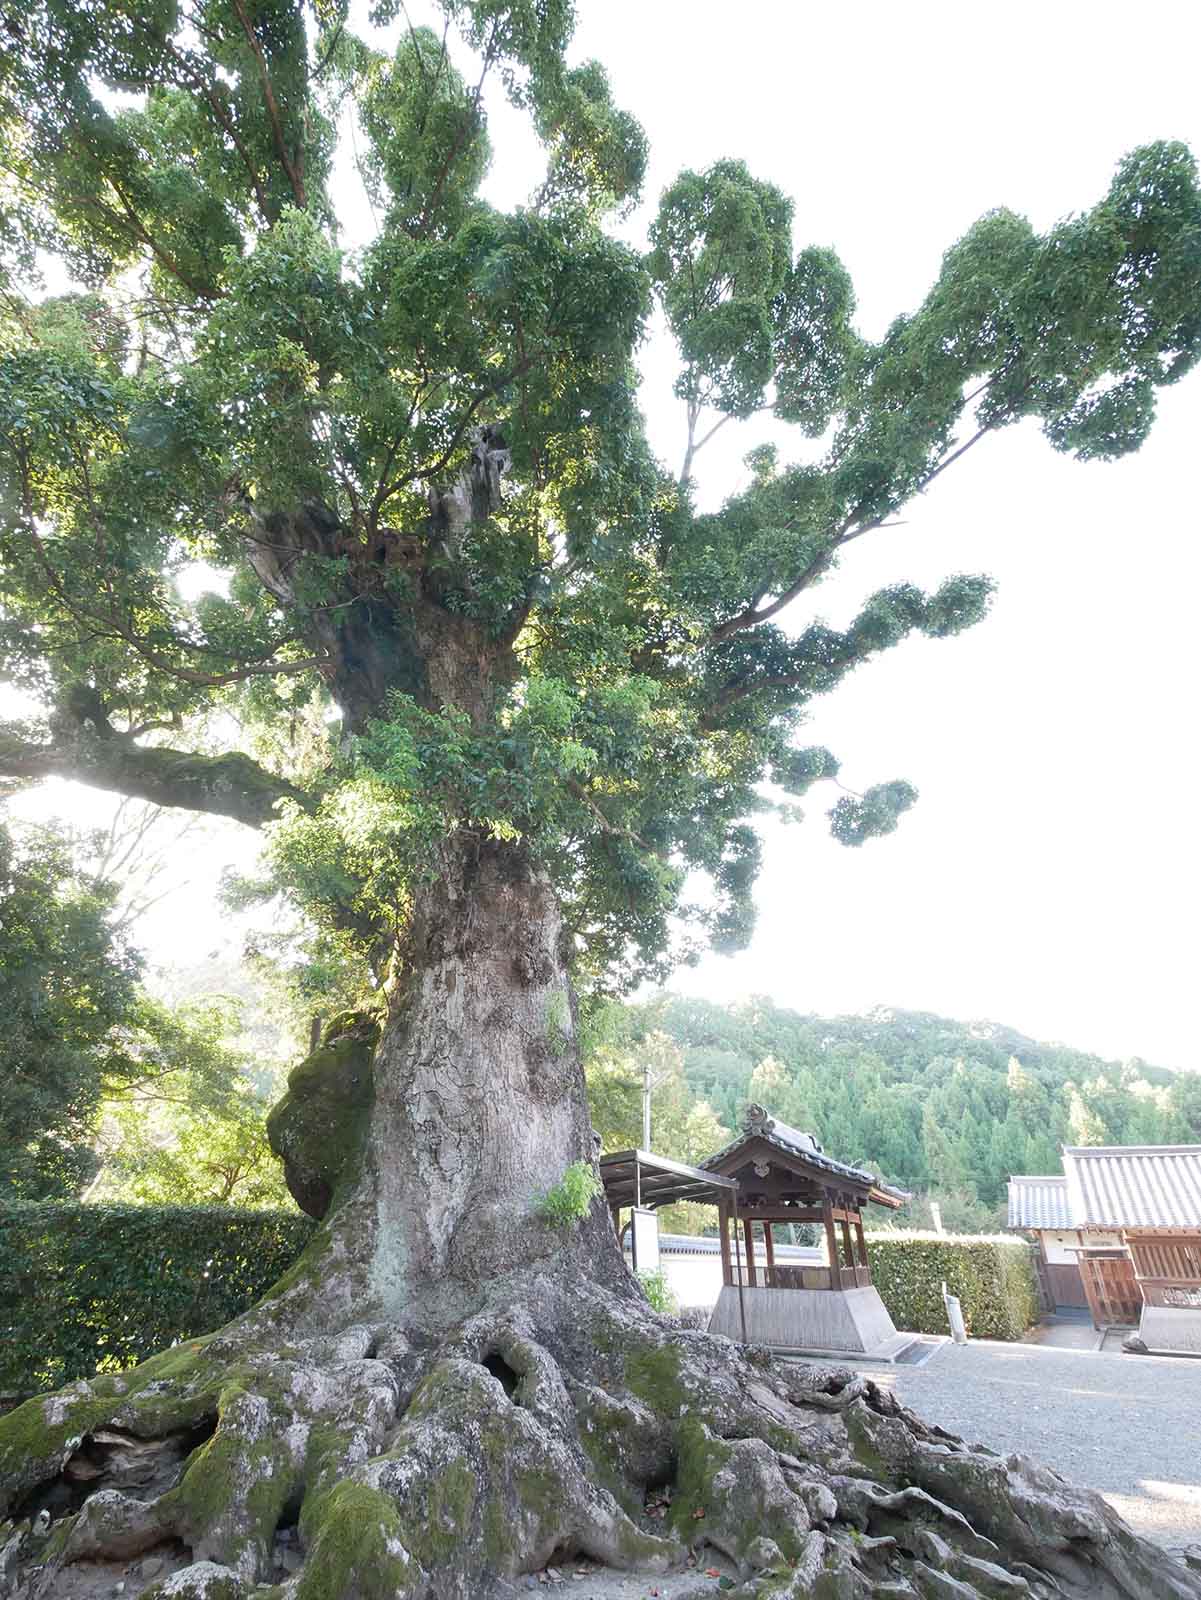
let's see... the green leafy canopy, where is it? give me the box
[2,1,1200,997]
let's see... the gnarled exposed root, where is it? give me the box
[1,1273,1198,1600]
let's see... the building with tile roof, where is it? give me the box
[1008,1144,1201,1348]
[1007,1175,1073,1231]
[1062,1144,1201,1231]
[696,1104,914,1357]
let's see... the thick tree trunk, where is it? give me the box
[319,830,631,1332]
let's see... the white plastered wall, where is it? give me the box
[1040,1229,1122,1263]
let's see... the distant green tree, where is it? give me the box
[1168,1074,1201,1141]
[0,821,141,1197]
[1067,1085,1109,1146]
[89,998,292,1208]
[583,1029,729,1234]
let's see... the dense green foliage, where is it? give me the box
[636,1268,678,1317]
[0,817,292,1206]
[865,1232,1041,1342]
[2,1,1199,1007]
[90,998,293,1209]
[0,1203,315,1394]
[0,821,142,1198]
[601,997,1201,1228]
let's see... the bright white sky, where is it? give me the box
[9,0,1201,1069]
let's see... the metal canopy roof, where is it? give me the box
[599,1149,738,1211]
[1063,1144,1201,1231]
[1007,1175,1073,1231]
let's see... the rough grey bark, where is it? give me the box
[4,1273,1201,1600]
[262,829,632,1342]
[357,832,626,1327]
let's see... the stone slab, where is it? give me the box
[1137,1305,1201,1355]
[776,1333,947,1366]
[707,1283,898,1352]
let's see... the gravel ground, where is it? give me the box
[852,1341,1201,1550]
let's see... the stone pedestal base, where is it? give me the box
[707,1284,898,1352]
[1137,1304,1201,1354]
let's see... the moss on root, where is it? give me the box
[296,1481,414,1600]
[572,1391,654,1521]
[624,1343,687,1418]
[162,1382,298,1573]
[668,1415,732,1537]
[0,1340,221,1519]
[7,1271,1187,1600]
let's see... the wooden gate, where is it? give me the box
[1079,1253,1142,1328]
[1045,1262,1089,1310]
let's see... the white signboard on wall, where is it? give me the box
[631,1207,660,1273]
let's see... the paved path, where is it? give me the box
[853,1341,1201,1550]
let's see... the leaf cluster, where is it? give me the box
[533,1157,601,1227]
[1,1,1199,997]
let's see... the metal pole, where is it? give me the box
[642,1059,651,1150]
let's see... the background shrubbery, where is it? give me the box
[0,1206,1042,1398]
[0,1203,315,1395]
[866,1230,1040,1341]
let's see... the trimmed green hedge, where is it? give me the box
[0,1203,316,1396]
[866,1230,1040,1341]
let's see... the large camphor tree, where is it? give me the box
[2,3,1201,1596]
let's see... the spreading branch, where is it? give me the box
[230,0,308,209]
[707,425,992,645]
[0,718,311,829]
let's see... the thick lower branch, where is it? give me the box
[0,727,310,828]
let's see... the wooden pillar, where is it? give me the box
[854,1215,869,1285]
[763,1220,777,1288]
[839,1215,854,1280]
[821,1195,839,1291]
[1078,1255,1106,1332]
[718,1200,733,1287]
[742,1216,757,1288]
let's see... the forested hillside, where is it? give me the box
[586,997,1201,1231]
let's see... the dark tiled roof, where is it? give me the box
[1007,1175,1072,1230]
[1063,1144,1201,1230]
[700,1103,909,1205]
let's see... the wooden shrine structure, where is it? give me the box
[699,1104,909,1354]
